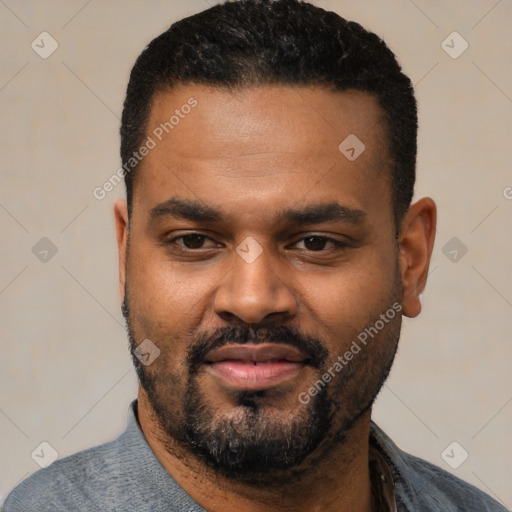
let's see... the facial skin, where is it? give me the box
[115,84,436,512]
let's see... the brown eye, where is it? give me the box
[303,236,329,251]
[180,234,208,249]
[291,235,348,254]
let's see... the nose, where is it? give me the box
[213,240,297,325]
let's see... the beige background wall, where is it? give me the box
[1,0,511,507]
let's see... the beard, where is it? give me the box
[123,279,402,485]
[179,362,333,480]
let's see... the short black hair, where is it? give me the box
[121,0,417,226]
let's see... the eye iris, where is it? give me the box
[304,236,327,251]
[183,234,205,249]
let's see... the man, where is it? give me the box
[3,1,506,511]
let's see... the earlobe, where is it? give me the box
[397,197,437,318]
[114,200,129,304]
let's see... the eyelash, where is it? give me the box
[164,233,348,253]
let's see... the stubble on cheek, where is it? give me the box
[125,291,191,433]
[301,264,404,432]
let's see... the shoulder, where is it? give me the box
[370,422,508,512]
[2,438,121,512]
[1,400,199,512]
[400,450,506,511]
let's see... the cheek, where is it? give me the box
[127,241,217,327]
[300,251,398,334]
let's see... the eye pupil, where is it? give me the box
[183,234,205,249]
[304,236,327,251]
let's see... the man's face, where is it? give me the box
[119,85,405,481]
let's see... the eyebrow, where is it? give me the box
[149,197,366,226]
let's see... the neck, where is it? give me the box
[137,391,373,512]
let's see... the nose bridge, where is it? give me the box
[213,237,296,324]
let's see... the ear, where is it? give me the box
[397,197,437,318]
[114,200,129,304]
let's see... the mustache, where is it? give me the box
[187,324,329,372]
[122,293,329,371]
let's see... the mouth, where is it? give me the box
[204,343,310,391]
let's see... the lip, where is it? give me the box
[204,343,309,391]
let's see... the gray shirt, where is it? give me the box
[2,401,507,511]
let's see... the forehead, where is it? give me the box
[133,84,393,226]
[147,84,388,158]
